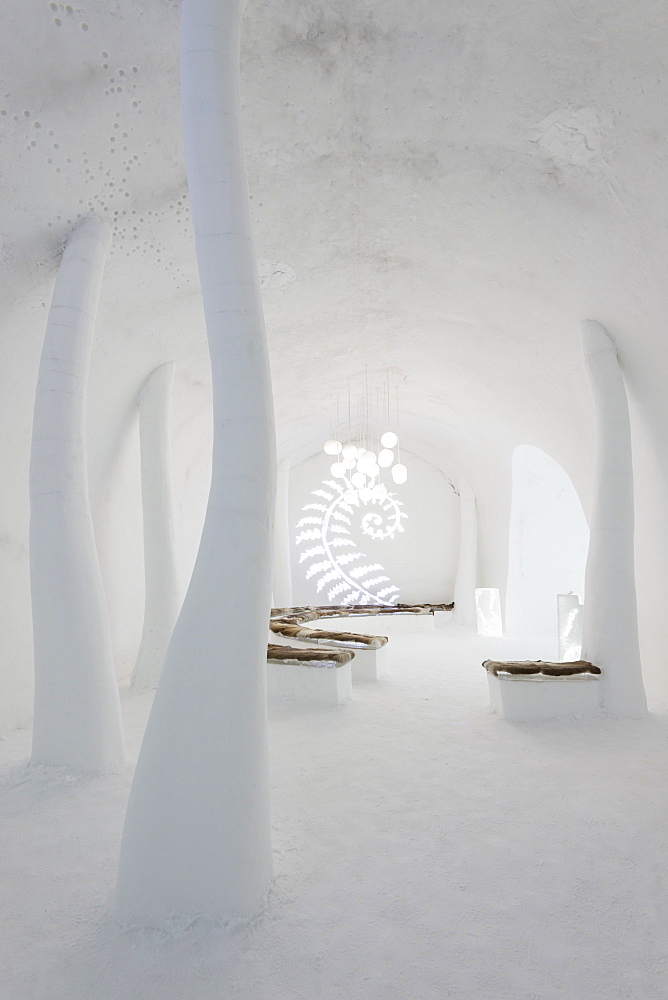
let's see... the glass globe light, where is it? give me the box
[324,439,342,456]
[359,487,372,502]
[364,450,376,465]
[331,462,346,478]
[352,471,366,489]
[341,443,358,460]
[356,457,368,472]
[373,483,388,500]
[378,448,394,468]
[368,462,380,479]
[343,456,356,470]
[391,463,407,485]
[381,431,398,448]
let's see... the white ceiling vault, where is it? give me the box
[1,1,668,697]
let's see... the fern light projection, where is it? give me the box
[297,375,409,606]
[296,477,407,605]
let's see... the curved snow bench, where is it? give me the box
[483,659,602,721]
[267,644,353,705]
[269,603,453,683]
[270,615,386,682]
[272,604,453,617]
[271,620,387,649]
[273,603,453,630]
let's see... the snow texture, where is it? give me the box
[115,0,275,924]
[131,362,181,691]
[3,0,668,736]
[29,217,124,770]
[453,481,477,627]
[1,627,666,999]
[581,321,647,717]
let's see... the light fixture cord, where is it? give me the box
[396,385,401,464]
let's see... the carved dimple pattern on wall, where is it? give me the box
[0,2,194,285]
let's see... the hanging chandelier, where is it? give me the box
[322,371,408,508]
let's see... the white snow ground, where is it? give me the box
[1,627,667,999]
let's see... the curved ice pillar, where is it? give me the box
[130,363,181,691]
[30,218,124,770]
[581,320,647,716]
[272,458,293,608]
[116,0,275,923]
[453,481,477,626]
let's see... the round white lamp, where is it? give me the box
[324,439,342,455]
[391,463,407,485]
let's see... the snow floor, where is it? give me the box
[2,626,667,999]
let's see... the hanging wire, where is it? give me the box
[335,389,339,446]
[364,364,369,452]
[376,385,381,486]
[396,384,401,464]
[386,368,391,432]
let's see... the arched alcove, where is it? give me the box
[505,445,589,637]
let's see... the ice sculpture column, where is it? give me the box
[453,481,477,626]
[116,0,276,922]
[581,320,647,716]
[30,217,124,770]
[272,458,293,608]
[130,363,181,690]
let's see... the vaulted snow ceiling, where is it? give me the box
[2,2,668,683]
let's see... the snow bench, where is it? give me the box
[269,603,454,681]
[483,659,602,721]
[269,617,387,682]
[272,604,453,617]
[267,644,353,705]
[272,603,453,634]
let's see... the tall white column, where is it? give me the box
[116,0,276,923]
[453,481,477,626]
[581,320,647,716]
[131,363,181,691]
[30,218,124,770]
[272,458,293,608]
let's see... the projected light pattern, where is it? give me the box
[295,478,407,605]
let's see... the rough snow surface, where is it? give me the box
[1,628,667,998]
[5,0,668,731]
